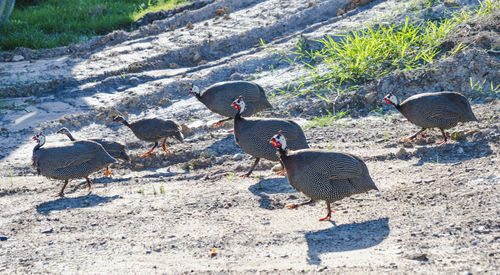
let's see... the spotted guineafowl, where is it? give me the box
[57,127,129,176]
[270,131,378,221]
[384,91,478,145]
[32,133,116,197]
[189,81,273,127]
[232,96,309,177]
[112,116,184,158]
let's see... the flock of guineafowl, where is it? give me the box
[31,81,478,221]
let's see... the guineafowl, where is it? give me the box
[32,133,116,197]
[57,127,129,176]
[112,116,183,158]
[232,96,309,177]
[384,91,478,145]
[189,81,272,127]
[270,131,378,221]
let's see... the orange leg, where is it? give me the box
[54,180,69,197]
[402,128,426,142]
[161,137,168,153]
[85,177,93,192]
[239,158,260,177]
[286,199,314,209]
[213,118,232,128]
[141,142,158,158]
[319,202,335,221]
[436,129,448,146]
[276,168,287,176]
[104,166,112,176]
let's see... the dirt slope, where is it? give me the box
[0,0,499,273]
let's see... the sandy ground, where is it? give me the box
[0,0,499,273]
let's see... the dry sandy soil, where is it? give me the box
[0,0,499,273]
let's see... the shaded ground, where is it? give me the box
[0,0,499,273]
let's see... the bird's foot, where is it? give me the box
[104,167,112,177]
[436,140,447,146]
[401,137,415,142]
[318,210,335,221]
[227,130,234,133]
[52,193,64,198]
[213,121,223,128]
[275,169,286,176]
[286,204,299,209]
[141,151,155,158]
[161,144,168,153]
[238,173,250,178]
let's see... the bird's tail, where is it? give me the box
[120,151,131,162]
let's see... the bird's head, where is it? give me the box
[32,133,45,144]
[383,92,398,105]
[188,86,200,96]
[270,130,287,150]
[231,96,245,113]
[56,127,70,136]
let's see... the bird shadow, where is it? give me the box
[411,141,492,166]
[305,217,390,265]
[36,193,120,215]
[248,177,297,209]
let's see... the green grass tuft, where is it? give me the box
[306,110,349,129]
[264,0,499,101]
[0,0,186,50]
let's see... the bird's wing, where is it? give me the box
[40,141,99,169]
[299,151,363,181]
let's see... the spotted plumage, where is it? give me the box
[113,116,184,158]
[32,133,116,197]
[232,97,309,177]
[57,127,129,176]
[270,132,378,221]
[190,81,272,127]
[384,91,478,144]
[57,128,129,162]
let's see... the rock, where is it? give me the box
[271,163,282,172]
[232,153,244,160]
[395,148,408,159]
[365,92,377,105]
[180,124,193,136]
[42,228,54,234]
[0,236,7,241]
[337,8,345,16]
[192,51,201,63]
[485,97,493,102]
[406,253,429,261]
[189,158,212,169]
[230,72,243,80]
[134,164,144,170]
[169,63,179,69]
[215,6,229,16]
[11,55,24,62]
